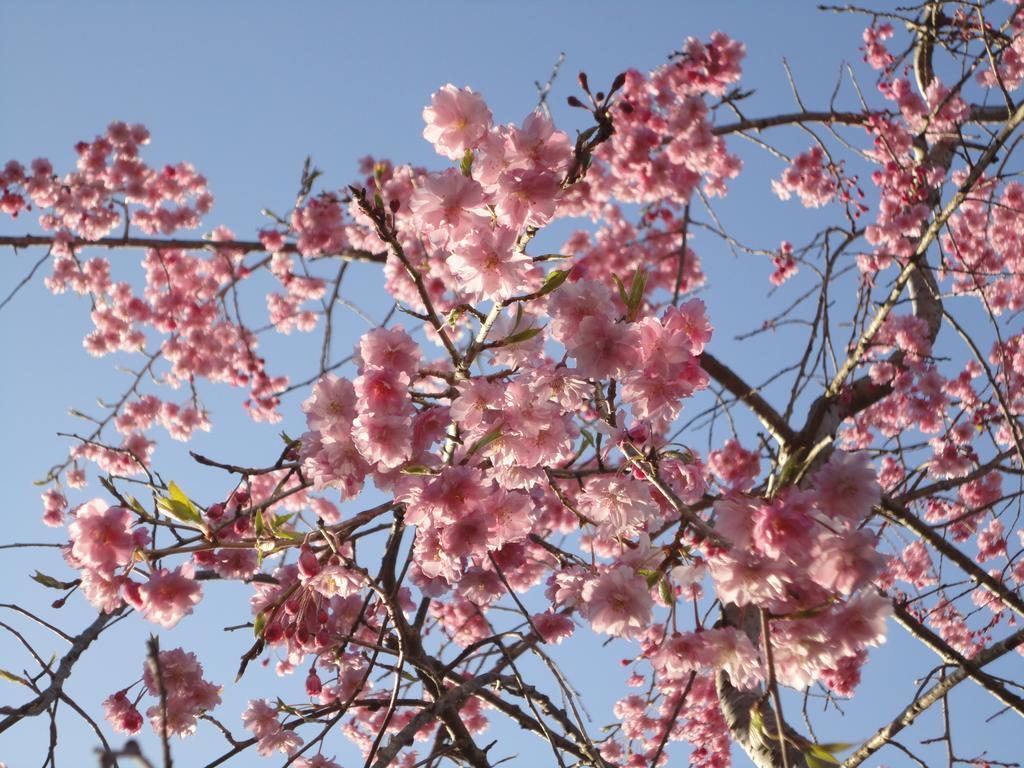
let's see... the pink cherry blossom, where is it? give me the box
[581,567,654,639]
[422,84,493,160]
[128,564,202,629]
[67,499,136,573]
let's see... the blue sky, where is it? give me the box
[1,2,1020,767]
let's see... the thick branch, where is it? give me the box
[0,609,123,732]
[701,351,797,445]
[711,104,1013,136]
[0,234,384,263]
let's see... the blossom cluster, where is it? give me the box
[10,17,1024,768]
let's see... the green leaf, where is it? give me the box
[0,668,29,686]
[537,268,570,297]
[510,302,524,334]
[612,273,629,307]
[460,149,474,177]
[816,743,854,754]
[157,498,201,525]
[467,427,502,458]
[807,745,841,765]
[659,578,675,606]
[579,429,595,450]
[126,495,148,515]
[627,268,648,318]
[637,568,661,588]
[271,513,294,532]
[31,571,77,590]
[157,481,203,525]
[804,752,832,768]
[253,611,267,639]
[502,326,545,345]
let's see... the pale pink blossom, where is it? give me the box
[102,690,143,735]
[447,225,535,300]
[809,529,885,596]
[142,648,221,738]
[811,450,880,524]
[128,564,202,629]
[581,567,653,639]
[409,169,488,244]
[422,84,493,160]
[68,499,136,573]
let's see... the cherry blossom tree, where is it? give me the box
[2,4,1024,768]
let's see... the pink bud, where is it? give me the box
[298,547,321,579]
[305,671,322,696]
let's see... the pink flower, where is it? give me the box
[708,552,787,608]
[353,368,411,414]
[772,146,837,208]
[142,648,221,738]
[80,568,125,613]
[242,698,305,755]
[489,488,533,546]
[422,84,493,160]
[68,499,136,573]
[532,610,575,644]
[829,591,891,656]
[447,225,536,300]
[579,475,656,537]
[441,509,495,558]
[704,627,763,690]
[450,378,504,430]
[891,540,937,588]
[102,690,143,735]
[352,412,413,469]
[410,170,489,245]
[811,451,880,524]
[414,466,491,525]
[128,564,202,629]
[302,374,357,434]
[495,168,561,228]
[664,298,712,355]
[357,326,421,373]
[809,529,885,596]
[708,440,761,491]
[750,492,814,560]
[505,110,572,172]
[581,567,653,639]
[41,488,67,528]
[241,698,281,739]
[295,757,342,768]
[570,315,640,380]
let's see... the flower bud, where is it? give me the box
[305,671,322,697]
[298,547,321,579]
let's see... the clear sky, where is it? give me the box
[1,2,1020,767]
